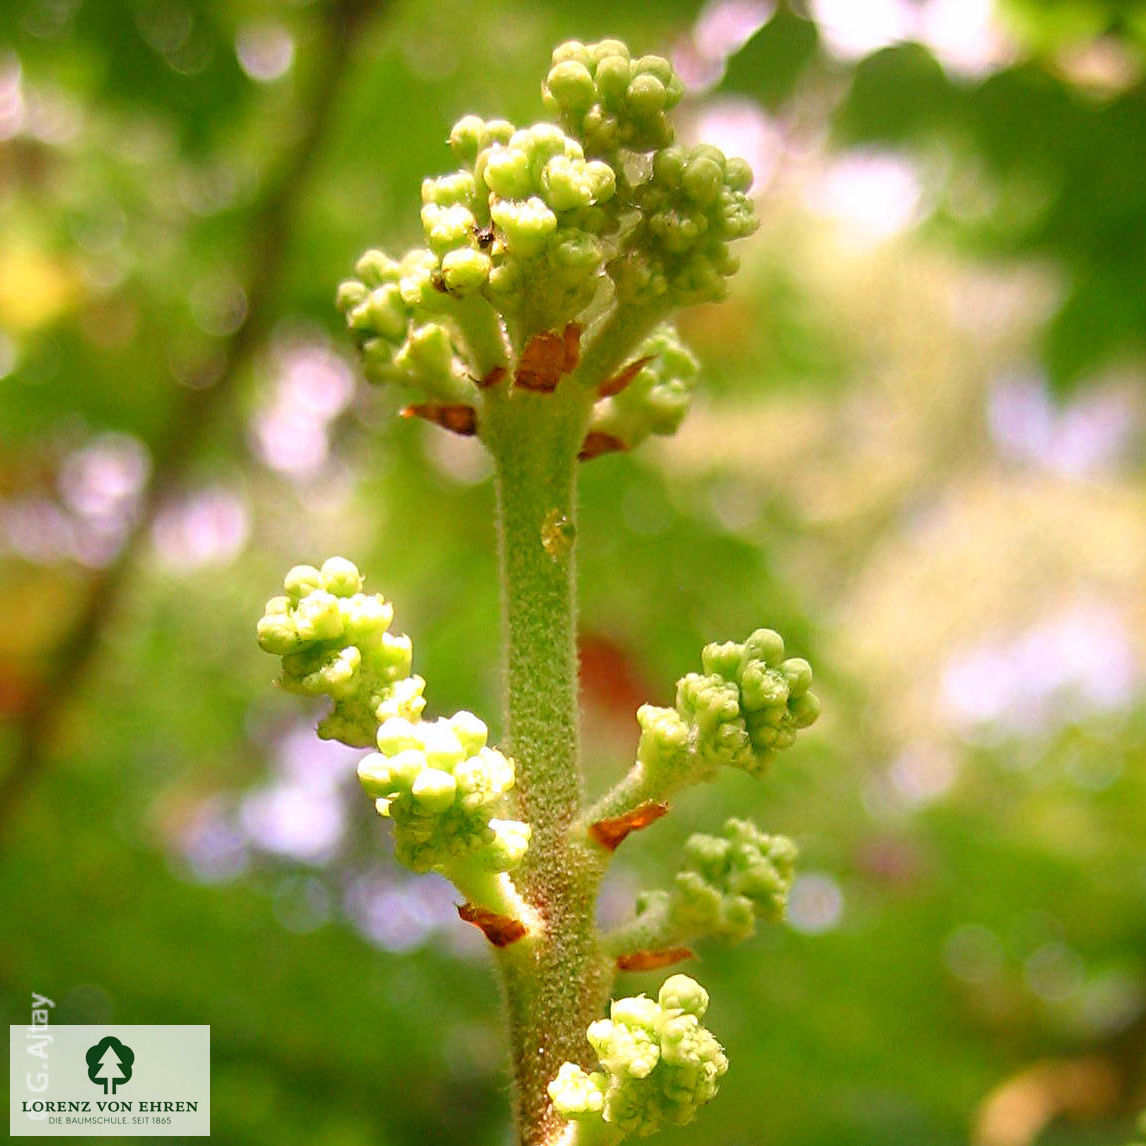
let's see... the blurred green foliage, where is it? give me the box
[2,2,1145,1145]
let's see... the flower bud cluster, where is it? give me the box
[588,324,698,449]
[337,38,758,419]
[638,818,797,944]
[548,974,727,1138]
[256,557,421,748]
[636,628,820,784]
[357,711,530,875]
[611,145,758,306]
[336,248,479,403]
[541,39,686,157]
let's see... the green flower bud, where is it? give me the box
[421,170,476,207]
[449,709,488,755]
[548,1063,605,1116]
[411,767,458,812]
[421,202,477,255]
[700,640,741,680]
[440,248,491,294]
[780,657,813,697]
[635,704,689,771]
[448,114,488,166]
[283,564,323,599]
[320,556,364,597]
[742,628,785,667]
[546,59,595,110]
[294,590,344,642]
[655,971,705,1017]
[356,752,393,799]
[256,608,299,655]
[490,196,558,258]
[335,280,368,313]
[595,55,632,107]
[354,248,400,287]
[626,629,818,791]
[482,145,535,200]
[626,72,667,117]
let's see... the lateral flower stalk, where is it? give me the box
[583,628,820,837]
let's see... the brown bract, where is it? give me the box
[401,404,478,435]
[589,800,669,850]
[514,322,582,392]
[598,355,654,398]
[616,947,694,972]
[457,902,528,947]
[578,431,626,462]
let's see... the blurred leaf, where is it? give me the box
[720,2,820,110]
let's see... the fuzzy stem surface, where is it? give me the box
[481,381,613,1146]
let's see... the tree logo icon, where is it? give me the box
[85,1036,135,1094]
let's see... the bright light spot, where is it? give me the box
[250,341,356,478]
[988,374,1136,477]
[888,744,958,807]
[0,54,26,141]
[810,0,1012,74]
[807,150,924,241]
[1071,970,1144,1038]
[276,724,360,789]
[688,99,783,194]
[176,799,249,883]
[1,496,75,563]
[707,476,760,534]
[944,923,1005,984]
[26,88,81,145]
[189,275,247,337]
[787,872,844,934]
[809,0,914,60]
[152,487,250,570]
[425,428,493,486]
[677,0,774,89]
[344,872,455,953]
[240,783,345,863]
[1025,941,1085,1003]
[59,432,149,520]
[135,0,194,54]
[919,0,1013,77]
[236,22,295,83]
[941,602,1138,735]
[694,0,774,61]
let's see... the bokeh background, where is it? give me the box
[2,1,1146,1143]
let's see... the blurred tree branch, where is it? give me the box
[0,0,387,843]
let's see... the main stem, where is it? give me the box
[483,383,613,1146]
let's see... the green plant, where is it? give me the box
[256,39,819,1146]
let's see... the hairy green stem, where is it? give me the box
[451,295,508,377]
[579,759,680,835]
[480,381,613,1146]
[572,302,665,391]
[601,900,684,960]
